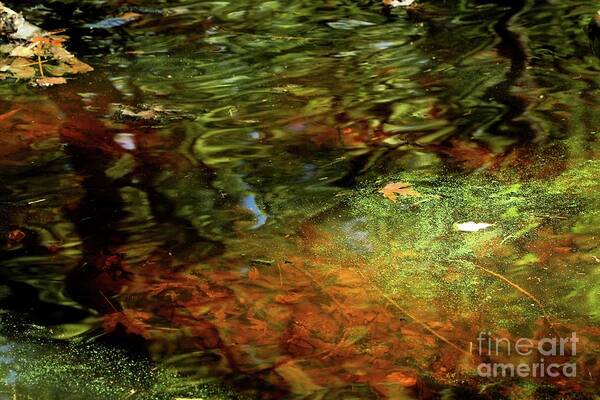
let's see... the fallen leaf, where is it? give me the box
[384,0,416,7]
[0,44,15,54]
[50,46,74,62]
[0,4,93,85]
[43,63,69,76]
[275,360,324,395]
[454,221,494,232]
[275,292,304,304]
[66,58,94,74]
[379,181,421,202]
[120,12,143,22]
[9,44,35,58]
[248,267,260,281]
[385,370,418,387]
[8,57,36,79]
[120,108,156,120]
[113,104,192,123]
[0,108,20,122]
[247,316,268,331]
[35,76,67,87]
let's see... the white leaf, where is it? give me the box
[384,0,416,8]
[454,222,494,232]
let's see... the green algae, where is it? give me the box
[321,161,600,332]
[0,318,245,400]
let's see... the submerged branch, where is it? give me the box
[469,262,561,338]
[354,269,469,354]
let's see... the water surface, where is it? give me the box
[0,0,599,398]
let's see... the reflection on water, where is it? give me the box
[0,0,599,398]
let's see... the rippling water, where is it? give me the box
[0,0,599,398]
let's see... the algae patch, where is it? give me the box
[324,165,600,331]
[0,317,244,400]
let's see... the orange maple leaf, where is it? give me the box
[31,34,66,48]
[378,182,420,202]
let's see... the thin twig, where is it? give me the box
[472,264,545,311]
[276,262,284,287]
[99,289,119,313]
[355,268,469,354]
[18,59,49,68]
[36,53,44,77]
[470,262,561,338]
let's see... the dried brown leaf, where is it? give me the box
[8,57,35,79]
[378,181,420,202]
[35,76,67,87]
[49,46,74,62]
[65,58,94,74]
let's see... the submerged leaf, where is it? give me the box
[103,310,153,338]
[0,107,19,122]
[275,361,324,395]
[385,370,418,387]
[248,267,260,281]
